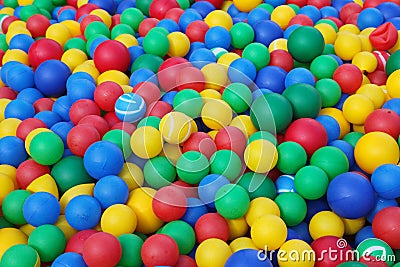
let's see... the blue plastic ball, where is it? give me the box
[17,88,44,104]
[382,98,400,116]
[88,0,116,14]
[34,111,62,128]
[191,1,215,18]
[320,6,339,18]
[89,36,109,59]
[181,198,208,227]
[83,141,124,179]
[248,8,271,26]
[205,26,231,50]
[357,8,385,30]
[228,58,257,85]
[66,72,96,89]
[252,20,283,47]
[129,68,158,87]
[161,91,177,106]
[65,195,101,230]
[331,0,353,11]
[52,252,87,267]
[6,63,35,92]
[225,249,273,267]
[327,172,376,219]
[1,61,20,86]
[227,3,240,17]
[52,96,72,122]
[23,192,60,227]
[186,42,206,59]
[51,122,74,146]
[371,164,400,199]
[234,12,248,22]
[66,79,96,103]
[189,47,216,69]
[387,17,400,30]
[265,0,285,7]
[9,34,34,53]
[328,140,355,168]
[255,66,287,94]
[376,2,400,20]
[34,60,71,97]
[315,115,340,143]
[157,19,180,33]
[58,9,76,21]
[93,175,129,209]
[114,92,146,123]
[298,5,322,23]
[355,226,375,247]
[285,68,316,88]
[366,197,398,223]
[275,175,296,194]
[4,99,35,120]
[179,9,202,32]
[198,174,230,208]
[286,228,301,241]
[116,0,136,14]
[0,136,28,167]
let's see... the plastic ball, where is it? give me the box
[34,60,71,97]
[143,28,170,57]
[152,186,187,222]
[334,33,362,61]
[92,175,128,209]
[1,189,30,225]
[282,83,321,119]
[100,204,137,237]
[0,244,40,267]
[288,26,325,63]
[15,159,50,189]
[311,236,352,267]
[143,156,175,189]
[357,8,384,30]
[29,131,64,165]
[67,125,101,157]
[195,238,232,267]
[213,184,249,219]
[275,192,307,226]
[160,220,196,255]
[276,141,307,175]
[26,14,51,38]
[4,65,35,93]
[93,40,130,73]
[176,151,209,184]
[52,252,87,267]
[364,109,400,139]
[22,191,60,226]
[354,132,399,174]
[275,174,296,194]
[278,239,315,267]
[356,84,385,110]
[130,126,163,159]
[244,139,278,173]
[28,224,66,263]
[83,232,122,267]
[387,69,400,98]
[28,38,63,69]
[65,195,101,231]
[309,211,345,239]
[201,99,232,130]
[251,214,287,250]
[310,55,338,80]
[371,164,400,199]
[226,249,273,267]
[167,31,190,57]
[114,92,146,123]
[0,136,27,167]
[159,111,192,144]
[0,174,14,207]
[372,207,400,249]
[204,10,233,30]
[253,20,284,47]
[295,166,329,200]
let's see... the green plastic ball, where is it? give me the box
[386,50,400,76]
[257,3,274,13]
[250,93,293,133]
[322,43,335,55]
[28,224,66,263]
[64,38,87,54]
[242,42,270,70]
[102,129,132,159]
[120,8,145,31]
[160,220,196,255]
[137,116,161,129]
[209,150,242,182]
[310,146,349,181]
[111,24,135,39]
[173,89,204,118]
[143,29,170,58]
[276,141,307,174]
[356,238,395,266]
[247,131,277,145]
[230,22,255,49]
[0,35,8,52]
[84,21,111,40]
[117,234,144,267]
[282,83,322,119]
[2,190,31,225]
[143,156,176,189]
[176,151,210,185]
[19,5,41,21]
[135,0,151,16]
[0,244,40,267]
[34,0,55,12]
[3,0,18,8]
[310,55,338,79]
[274,192,307,227]
[131,54,164,73]
[237,172,277,200]
[288,26,325,63]
[177,0,190,9]
[315,78,342,108]
[29,131,64,166]
[215,184,250,219]
[51,156,93,194]
[294,165,329,200]
[343,132,364,148]
[222,83,252,114]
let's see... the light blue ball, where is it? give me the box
[52,252,87,267]
[115,93,146,123]
[276,175,296,194]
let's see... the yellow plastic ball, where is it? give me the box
[73,62,100,81]
[126,187,163,234]
[271,5,296,30]
[217,52,241,68]
[0,164,17,189]
[77,0,89,8]
[359,34,373,52]
[359,27,375,37]
[60,20,81,37]
[352,51,377,73]
[314,23,337,44]
[167,31,190,57]
[90,9,111,28]
[204,10,233,30]
[2,49,29,65]
[7,20,27,33]
[97,70,129,85]
[268,38,288,52]
[0,228,28,258]
[0,7,14,16]
[341,217,366,235]
[26,174,59,199]
[119,162,144,191]
[309,211,345,240]
[229,115,257,138]
[222,1,233,12]
[0,118,21,138]
[245,197,280,227]
[55,215,77,241]
[356,84,385,109]
[61,48,88,72]
[277,239,315,267]
[334,32,362,61]
[195,238,232,267]
[230,237,258,252]
[114,34,138,48]
[201,99,232,130]
[160,143,183,165]
[342,94,375,125]
[0,173,14,205]
[251,214,287,250]
[233,0,263,12]
[354,131,399,174]
[17,0,33,4]
[46,23,72,46]
[159,111,193,144]
[339,24,360,34]
[59,183,94,214]
[319,108,350,138]
[0,99,11,121]
[386,69,400,98]
[101,204,137,237]
[227,217,248,240]
[200,89,222,103]
[130,126,163,159]
[24,128,51,154]
[201,63,228,90]
[244,139,278,173]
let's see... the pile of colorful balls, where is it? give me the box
[1,0,400,266]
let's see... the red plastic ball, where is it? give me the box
[172,180,199,198]
[367,70,387,86]
[0,86,17,100]
[65,230,98,255]
[373,206,400,249]
[363,0,385,8]
[141,234,180,267]
[333,63,363,94]
[149,0,180,20]
[284,118,328,157]
[69,99,101,125]
[146,101,173,118]
[359,256,388,267]
[103,111,121,128]
[214,126,247,157]
[28,38,64,69]
[183,132,217,160]
[194,213,230,243]
[307,0,331,8]
[1,16,20,34]
[288,14,314,27]
[111,14,121,29]
[111,122,136,135]
[345,13,359,25]
[93,81,124,112]
[370,22,399,51]
[186,20,209,43]
[164,8,184,23]
[194,0,224,9]
[75,3,99,20]
[269,49,294,73]
[83,232,122,267]
[138,18,159,37]
[132,82,161,106]
[176,255,198,267]
[364,109,400,139]
[311,236,352,267]
[33,98,54,113]
[79,14,103,35]
[152,186,187,222]
[67,0,78,8]
[287,0,308,7]
[16,159,50,189]
[176,66,206,92]
[93,40,130,73]
[67,125,101,157]
[158,57,191,92]
[340,3,362,22]
[78,115,109,137]
[372,51,390,72]
[16,118,47,141]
